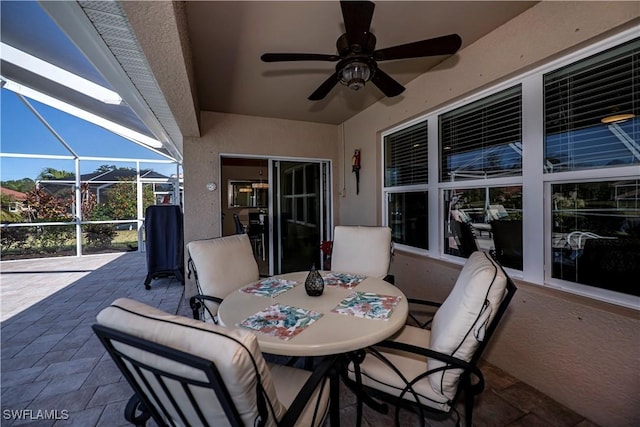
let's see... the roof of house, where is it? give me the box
[0,186,27,200]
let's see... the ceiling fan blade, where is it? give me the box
[261,53,340,62]
[371,68,405,98]
[374,34,462,61]
[308,71,341,101]
[340,1,375,49]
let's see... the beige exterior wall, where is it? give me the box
[181,2,639,425]
[335,2,639,426]
[183,112,339,290]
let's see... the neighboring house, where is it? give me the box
[39,169,176,206]
[0,186,29,215]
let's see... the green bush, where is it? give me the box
[84,223,116,248]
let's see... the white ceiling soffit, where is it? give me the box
[38,0,184,162]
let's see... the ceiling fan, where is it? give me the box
[261,0,462,101]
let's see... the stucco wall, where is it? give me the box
[183,112,338,294]
[339,2,640,426]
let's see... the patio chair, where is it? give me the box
[233,213,245,234]
[449,220,478,258]
[347,251,516,427]
[93,298,334,427]
[577,237,640,296]
[489,219,523,270]
[330,225,394,283]
[187,234,260,323]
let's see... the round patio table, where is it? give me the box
[218,271,408,356]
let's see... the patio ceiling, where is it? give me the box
[1,1,537,159]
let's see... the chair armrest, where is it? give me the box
[406,298,441,329]
[189,294,223,322]
[278,354,339,427]
[370,339,484,394]
[124,393,151,426]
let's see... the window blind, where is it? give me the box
[384,121,427,187]
[544,38,639,173]
[439,85,522,182]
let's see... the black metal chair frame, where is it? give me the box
[489,219,523,270]
[186,254,222,322]
[348,258,517,427]
[449,220,479,258]
[93,324,336,427]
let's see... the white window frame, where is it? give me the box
[381,26,640,309]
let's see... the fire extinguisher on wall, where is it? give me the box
[352,148,361,195]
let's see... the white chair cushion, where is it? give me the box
[350,325,452,412]
[188,235,260,319]
[331,226,392,278]
[428,251,507,397]
[97,298,286,426]
[269,363,330,427]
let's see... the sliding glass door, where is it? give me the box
[271,159,331,274]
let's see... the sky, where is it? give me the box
[0,89,175,183]
[0,1,177,185]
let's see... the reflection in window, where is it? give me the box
[551,180,640,296]
[440,86,522,182]
[544,39,639,173]
[387,191,428,250]
[384,121,427,187]
[282,163,318,226]
[444,186,523,270]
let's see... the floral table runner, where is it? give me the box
[331,291,402,320]
[240,278,298,298]
[239,303,323,340]
[322,272,366,288]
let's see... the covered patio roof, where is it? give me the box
[0,1,184,162]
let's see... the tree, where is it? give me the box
[37,167,74,180]
[0,178,36,193]
[24,186,70,221]
[105,178,154,220]
[95,164,117,173]
[23,186,74,252]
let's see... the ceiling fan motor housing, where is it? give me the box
[337,32,376,55]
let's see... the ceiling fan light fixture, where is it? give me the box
[601,113,635,124]
[340,61,371,91]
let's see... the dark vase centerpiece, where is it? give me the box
[305,263,324,296]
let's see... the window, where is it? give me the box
[438,86,524,268]
[551,180,639,296]
[444,186,523,269]
[383,121,428,251]
[388,191,428,249]
[381,30,639,306]
[544,39,639,172]
[440,86,522,182]
[384,121,428,187]
[283,164,318,226]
